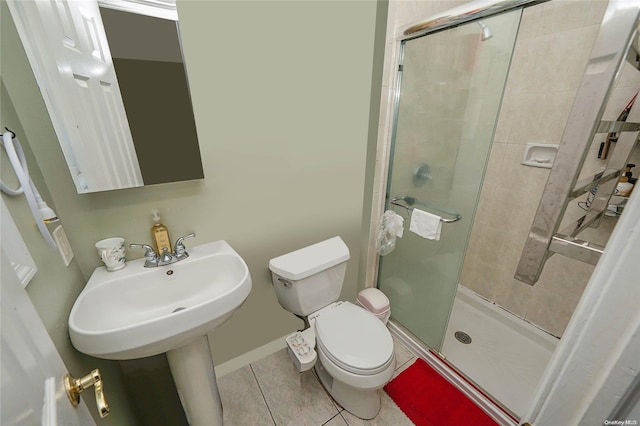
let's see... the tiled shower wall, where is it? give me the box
[460,0,640,337]
[370,1,640,338]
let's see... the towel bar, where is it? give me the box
[390,196,462,223]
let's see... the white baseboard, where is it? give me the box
[214,334,288,377]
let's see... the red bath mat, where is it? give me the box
[384,358,498,426]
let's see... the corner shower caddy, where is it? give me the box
[515,1,640,284]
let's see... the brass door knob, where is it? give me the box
[64,369,110,418]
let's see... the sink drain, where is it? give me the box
[454,331,472,344]
[172,307,186,313]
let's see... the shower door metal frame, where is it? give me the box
[373,1,551,422]
[380,0,539,345]
[366,0,550,291]
[386,0,550,203]
[397,0,547,42]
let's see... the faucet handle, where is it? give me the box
[129,243,156,257]
[129,243,159,267]
[174,233,196,259]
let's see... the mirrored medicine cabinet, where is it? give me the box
[7,0,204,194]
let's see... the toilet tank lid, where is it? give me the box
[269,236,350,281]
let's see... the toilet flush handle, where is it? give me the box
[278,277,293,288]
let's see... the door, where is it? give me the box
[377,11,522,351]
[7,0,143,193]
[1,249,96,426]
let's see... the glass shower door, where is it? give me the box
[378,11,522,352]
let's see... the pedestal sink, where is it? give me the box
[69,240,252,425]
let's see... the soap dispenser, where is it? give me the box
[151,210,171,254]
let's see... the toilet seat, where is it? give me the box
[314,302,394,376]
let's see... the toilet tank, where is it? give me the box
[269,236,350,316]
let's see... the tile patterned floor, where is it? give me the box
[217,337,417,425]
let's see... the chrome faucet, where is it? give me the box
[130,233,196,267]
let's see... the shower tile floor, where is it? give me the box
[216,336,417,425]
[441,287,559,418]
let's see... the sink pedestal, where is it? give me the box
[166,335,222,426]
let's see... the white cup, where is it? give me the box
[95,237,126,271]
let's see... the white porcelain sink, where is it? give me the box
[69,239,251,359]
[69,240,251,425]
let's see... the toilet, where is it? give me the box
[269,236,395,420]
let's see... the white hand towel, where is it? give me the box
[409,208,442,240]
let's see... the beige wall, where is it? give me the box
[2,0,386,422]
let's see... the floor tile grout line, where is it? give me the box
[243,347,414,425]
[338,409,351,425]
[395,356,417,372]
[311,367,346,416]
[249,363,277,426]
[321,411,345,425]
[241,349,414,426]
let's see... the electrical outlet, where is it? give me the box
[52,225,74,266]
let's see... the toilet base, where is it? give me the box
[315,362,381,420]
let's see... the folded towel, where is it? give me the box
[409,208,442,240]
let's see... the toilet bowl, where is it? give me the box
[269,237,396,419]
[311,302,395,419]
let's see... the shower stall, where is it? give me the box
[374,0,640,422]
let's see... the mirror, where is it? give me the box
[7,0,204,193]
[98,5,204,187]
